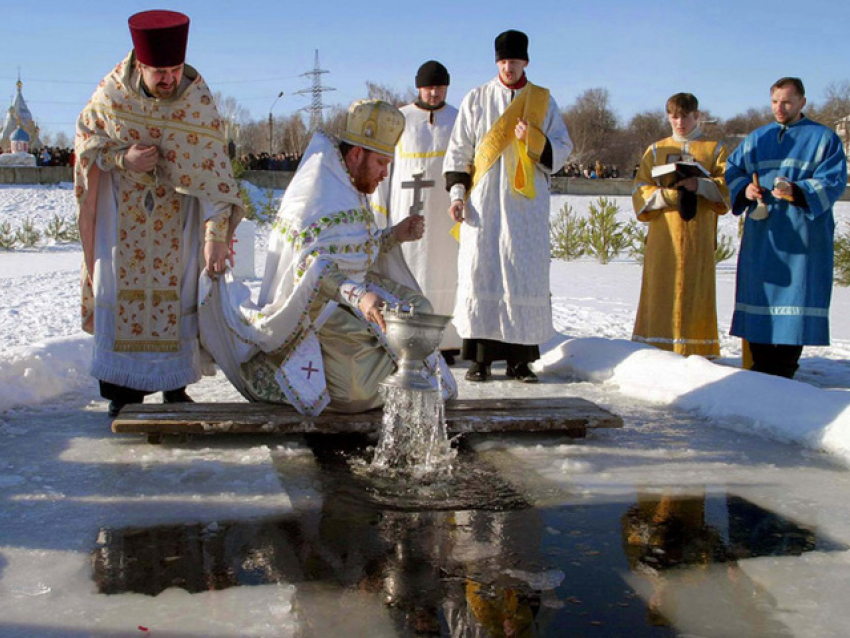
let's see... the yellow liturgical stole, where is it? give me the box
[451,82,550,240]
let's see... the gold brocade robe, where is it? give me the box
[632,136,729,357]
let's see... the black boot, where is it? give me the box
[465,362,491,382]
[506,362,539,383]
[163,388,194,404]
[100,381,146,418]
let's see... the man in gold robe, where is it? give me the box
[631,93,730,357]
[74,10,242,417]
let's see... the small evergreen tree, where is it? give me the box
[0,221,16,250]
[550,202,587,260]
[583,197,630,264]
[44,214,79,243]
[259,189,280,222]
[834,222,850,286]
[231,157,246,180]
[238,185,259,222]
[15,217,42,247]
[624,219,647,264]
[715,232,737,264]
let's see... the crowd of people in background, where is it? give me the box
[0,146,76,166]
[238,151,302,171]
[37,146,75,166]
[554,160,620,178]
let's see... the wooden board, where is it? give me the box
[111,397,622,441]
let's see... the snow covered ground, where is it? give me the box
[2,183,850,636]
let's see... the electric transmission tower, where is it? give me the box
[296,50,335,131]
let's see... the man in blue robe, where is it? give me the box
[727,77,847,378]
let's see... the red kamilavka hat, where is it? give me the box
[128,10,190,67]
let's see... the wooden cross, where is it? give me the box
[301,361,320,380]
[400,171,435,216]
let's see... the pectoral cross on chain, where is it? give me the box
[401,171,435,216]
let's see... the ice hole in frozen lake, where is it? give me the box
[92,452,844,638]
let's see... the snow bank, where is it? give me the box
[0,335,92,412]
[539,337,850,465]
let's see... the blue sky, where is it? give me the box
[2,0,849,141]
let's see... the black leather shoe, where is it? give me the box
[107,401,125,418]
[163,389,194,404]
[465,363,491,382]
[506,362,539,383]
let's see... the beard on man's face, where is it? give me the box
[351,155,379,194]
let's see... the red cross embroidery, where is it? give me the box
[229,236,238,259]
[344,287,358,302]
[301,361,319,379]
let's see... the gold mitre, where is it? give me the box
[341,99,404,157]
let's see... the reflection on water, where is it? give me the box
[618,491,833,634]
[92,441,844,637]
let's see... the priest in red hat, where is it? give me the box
[74,10,244,418]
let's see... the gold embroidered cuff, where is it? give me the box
[380,229,401,254]
[204,212,230,243]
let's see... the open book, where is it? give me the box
[651,161,710,188]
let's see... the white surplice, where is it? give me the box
[199,132,456,415]
[372,102,461,349]
[443,77,572,345]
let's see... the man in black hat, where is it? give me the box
[74,10,243,417]
[444,30,573,383]
[372,60,461,362]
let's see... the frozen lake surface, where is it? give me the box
[3,185,850,636]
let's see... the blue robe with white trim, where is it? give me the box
[727,116,847,345]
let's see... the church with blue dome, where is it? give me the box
[1,74,41,153]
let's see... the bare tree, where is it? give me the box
[620,109,668,169]
[235,120,267,157]
[278,113,310,155]
[721,107,772,136]
[809,81,850,127]
[53,131,71,148]
[321,105,349,140]
[213,91,251,153]
[563,88,620,165]
[365,81,416,107]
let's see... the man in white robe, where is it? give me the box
[74,10,242,417]
[200,100,457,415]
[443,30,572,382]
[372,60,461,360]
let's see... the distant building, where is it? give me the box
[10,124,30,153]
[1,75,41,153]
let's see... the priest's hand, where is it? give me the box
[449,199,464,223]
[771,177,795,202]
[204,240,232,278]
[674,176,698,192]
[515,118,528,142]
[124,144,159,173]
[394,215,425,243]
[745,182,766,201]
[359,292,386,332]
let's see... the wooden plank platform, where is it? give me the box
[112,397,622,442]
